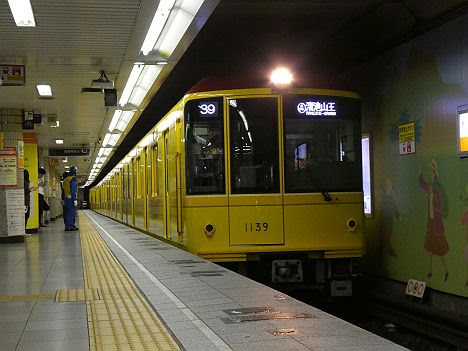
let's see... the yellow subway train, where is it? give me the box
[90,77,365,295]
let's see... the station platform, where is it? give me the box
[0,210,408,351]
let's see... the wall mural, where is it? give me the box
[356,40,468,297]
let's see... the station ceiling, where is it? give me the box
[0,0,466,186]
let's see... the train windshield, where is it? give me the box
[184,97,225,195]
[229,97,280,194]
[283,94,362,193]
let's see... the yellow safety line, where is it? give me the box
[79,212,180,351]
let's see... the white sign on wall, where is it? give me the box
[406,279,426,298]
[6,189,25,236]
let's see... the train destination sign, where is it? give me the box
[198,101,218,118]
[297,101,337,116]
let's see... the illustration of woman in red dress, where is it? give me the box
[419,160,449,282]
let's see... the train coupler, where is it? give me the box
[271,259,303,283]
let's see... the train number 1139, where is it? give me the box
[244,222,269,232]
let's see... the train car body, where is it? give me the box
[91,82,364,295]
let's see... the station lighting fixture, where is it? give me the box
[116,103,140,112]
[134,50,169,66]
[8,0,36,27]
[55,139,64,144]
[62,158,68,163]
[90,0,207,184]
[102,133,121,147]
[36,84,53,96]
[65,166,70,169]
[50,120,60,128]
[270,67,293,86]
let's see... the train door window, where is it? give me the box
[184,97,225,195]
[151,144,158,197]
[283,95,362,193]
[229,97,279,194]
[136,156,141,198]
[361,133,372,216]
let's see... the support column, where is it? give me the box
[0,109,25,242]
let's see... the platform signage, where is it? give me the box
[399,122,415,155]
[5,189,25,236]
[297,101,337,116]
[0,147,18,187]
[406,279,426,298]
[22,111,34,130]
[49,148,90,156]
[0,64,26,86]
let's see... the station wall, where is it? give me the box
[348,14,468,297]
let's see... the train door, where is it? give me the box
[131,158,136,226]
[163,121,183,241]
[123,164,129,224]
[227,96,285,245]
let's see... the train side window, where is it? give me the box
[362,133,373,216]
[229,97,279,194]
[184,97,225,195]
[151,144,158,197]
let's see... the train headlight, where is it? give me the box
[270,67,293,87]
[347,219,357,232]
[204,224,215,237]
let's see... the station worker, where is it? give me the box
[63,166,79,231]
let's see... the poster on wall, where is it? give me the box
[0,65,26,86]
[0,147,17,187]
[399,122,416,155]
[6,189,25,236]
[458,110,468,158]
[17,141,24,168]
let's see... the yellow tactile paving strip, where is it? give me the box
[55,288,101,302]
[0,294,55,302]
[78,212,180,351]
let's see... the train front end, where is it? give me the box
[183,87,364,296]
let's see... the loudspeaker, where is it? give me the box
[104,89,117,107]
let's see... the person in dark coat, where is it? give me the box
[24,169,31,227]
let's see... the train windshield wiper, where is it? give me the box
[306,169,332,202]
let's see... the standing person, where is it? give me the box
[24,170,31,227]
[419,160,449,282]
[38,168,50,228]
[63,166,79,231]
[60,171,69,227]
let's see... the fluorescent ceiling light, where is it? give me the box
[119,65,144,105]
[62,158,68,163]
[8,0,36,27]
[65,166,70,169]
[36,84,52,96]
[103,133,121,147]
[140,0,175,55]
[159,8,193,56]
[50,120,60,128]
[98,147,112,157]
[55,139,63,144]
[108,110,122,132]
